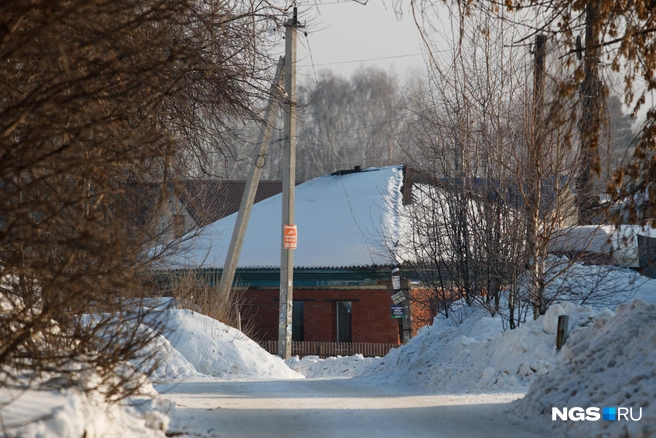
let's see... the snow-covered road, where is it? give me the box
[157,378,549,438]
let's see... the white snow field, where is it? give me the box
[3,308,302,437]
[286,353,380,378]
[150,308,301,381]
[157,378,550,438]
[512,299,656,438]
[5,262,656,437]
[0,380,172,438]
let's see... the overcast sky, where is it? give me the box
[287,1,427,81]
[280,1,647,118]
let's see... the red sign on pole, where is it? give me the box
[283,224,297,249]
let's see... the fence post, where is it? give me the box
[556,315,569,351]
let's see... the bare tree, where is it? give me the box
[393,11,611,328]
[295,66,408,180]
[399,0,656,226]
[0,0,284,402]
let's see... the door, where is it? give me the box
[292,301,305,342]
[336,301,352,342]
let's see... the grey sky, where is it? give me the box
[292,1,425,80]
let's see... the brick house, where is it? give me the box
[167,165,428,345]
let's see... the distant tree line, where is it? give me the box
[212,66,409,181]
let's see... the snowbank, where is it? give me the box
[158,308,302,380]
[512,300,656,438]
[4,306,302,437]
[284,262,656,387]
[2,385,171,438]
[286,354,379,378]
[537,255,648,308]
[137,323,205,383]
[361,301,609,394]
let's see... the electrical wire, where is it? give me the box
[305,33,343,163]
[298,52,422,68]
[305,31,381,266]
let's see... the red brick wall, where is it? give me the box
[410,287,438,335]
[409,287,465,335]
[242,288,402,344]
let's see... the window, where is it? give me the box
[292,301,304,342]
[336,301,352,342]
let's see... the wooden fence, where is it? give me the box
[259,341,399,359]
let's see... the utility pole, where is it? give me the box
[401,278,413,344]
[278,7,302,360]
[533,34,546,136]
[217,57,285,303]
[578,0,601,225]
[528,34,546,320]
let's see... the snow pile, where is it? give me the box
[633,271,656,305]
[158,309,302,380]
[284,262,656,386]
[362,302,605,393]
[536,255,646,308]
[137,323,205,383]
[512,299,656,438]
[286,354,379,378]
[2,384,172,438]
[5,306,301,436]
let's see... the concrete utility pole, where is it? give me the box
[278,7,302,360]
[217,57,285,301]
[578,0,602,225]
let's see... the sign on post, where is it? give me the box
[283,224,297,249]
[391,303,406,319]
[391,291,405,305]
[392,275,401,290]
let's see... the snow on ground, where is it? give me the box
[158,378,548,438]
[1,382,171,438]
[6,263,656,436]
[4,305,301,437]
[538,255,651,307]
[512,299,656,438]
[281,301,601,391]
[632,269,656,305]
[360,301,611,393]
[283,264,656,436]
[137,322,205,383]
[154,308,302,380]
[286,354,379,378]
[294,261,655,385]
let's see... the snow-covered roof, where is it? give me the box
[548,225,656,268]
[166,165,405,269]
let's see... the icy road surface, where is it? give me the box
[157,378,550,438]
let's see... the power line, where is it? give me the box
[293,157,398,165]
[304,32,379,266]
[298,52,422,68]
[305,33,343,162]
[308,0,367,5]
[297,114,412,135]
